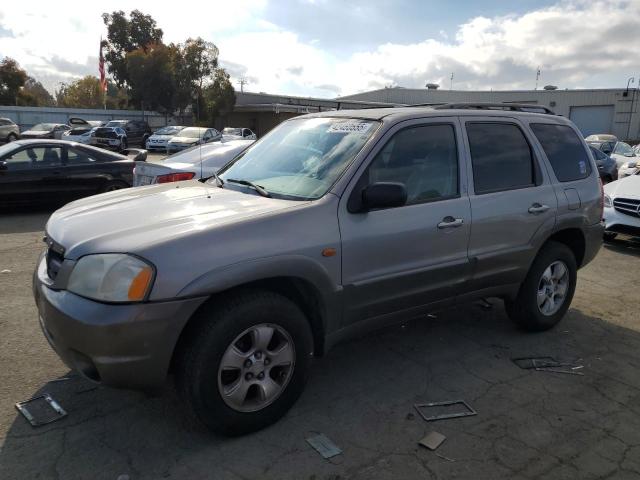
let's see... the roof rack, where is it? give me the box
[429,102,556,115]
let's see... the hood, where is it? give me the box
[46,181,301,259]
[149,134,173,141]
[169,136,199,144]
[605,174,640,198]
[21,130,50,136]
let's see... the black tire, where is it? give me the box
[119,138,128,152]
[7,133,17,142]
[100,180,128,193]
[176,290,313,436]
[505,241,577,332]
[141,135,149,148]
[603,232,617,242]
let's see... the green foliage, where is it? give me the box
[18,77,55,106]
[203,69,236,125]
[0,57,28,105]
[56,76,128,109]
[101,9,163,87]
[126,43,177,112]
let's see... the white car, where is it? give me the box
[603,172,640,240]
[221,127,257,141]
[590,140,637,168]
[166,127,221,152]
[133,139,254,186]
[62,117,103,144]
[145,125,186,152]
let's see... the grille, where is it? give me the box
[45,239,65,280]
[613,197,640,218]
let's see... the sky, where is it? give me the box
[1,0,640,98]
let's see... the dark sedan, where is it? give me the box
[0,140,144,207]
[589,145,618,183]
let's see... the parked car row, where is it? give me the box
[145,126,256,152]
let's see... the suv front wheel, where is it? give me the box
[176,290,313,435]
[505,241,577,331]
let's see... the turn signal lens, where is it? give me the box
[127,266,154,301]
[156,172,196,183]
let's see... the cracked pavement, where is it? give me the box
[1,210,640,480]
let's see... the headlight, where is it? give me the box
[67,254,155,302]
[604,194,612,208]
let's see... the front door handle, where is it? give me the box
[528,203,550,214]
[437,216,464,229]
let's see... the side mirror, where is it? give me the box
[0,161,7,172]
[360,182,407,211]
[122,149,147,162]
[624,152,634,157]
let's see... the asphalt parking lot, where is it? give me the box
[1,212,640,480]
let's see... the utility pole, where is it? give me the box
[626,77,636,141]
[238,77,248,93]
[450,73,454,90]
[535,67,541,90]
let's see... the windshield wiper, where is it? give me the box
[226,178,271,198]
[199,171,224,187]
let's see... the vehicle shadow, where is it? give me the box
[0,206,54,234]
[1,303,640,479]
[603,235,640,258]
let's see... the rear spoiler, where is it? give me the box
[122,148,147,162]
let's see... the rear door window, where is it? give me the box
[530,123,592,182]
[466,122,536,194]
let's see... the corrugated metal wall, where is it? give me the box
[338,88,640,141]
[0,106,192,131]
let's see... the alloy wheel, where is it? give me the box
[537,260,569,316]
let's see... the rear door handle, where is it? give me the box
[528,203,550,214]
[437,216,464,229]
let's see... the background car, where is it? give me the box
[603,170,640,241]
[589,145,618,183]
[221,127,257,141]
[585,133,618,142]
[20,123,70,140]
[104,119,152,147]
[166,127,221,152]
[90,127,128,151]
[0,139,145,207]
[133,139,254,186]
[0,118,20,143]
[62,118,103,144]
[589,140,637,168]
[145,125,186,151]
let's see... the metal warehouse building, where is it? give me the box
[338,87,640,142]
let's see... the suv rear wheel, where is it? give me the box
[176,290,313,435]
[505,241,577,331]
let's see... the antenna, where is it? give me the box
[238,77,248,93]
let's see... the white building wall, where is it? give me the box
[338,88,640,141]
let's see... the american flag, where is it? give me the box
[99,38,107,92]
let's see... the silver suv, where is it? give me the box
[0,117,20,143]
[33,104,603,435]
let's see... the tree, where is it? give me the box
[0,57,28,105]
[56,75,128,109]
[126,43,176,112]
[18,77,55,106]
[181,37,219,121]
[203,69,236,126]
[101,10,163,87]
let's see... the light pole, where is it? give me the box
[626,77,635,141]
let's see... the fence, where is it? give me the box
[0,106,192,131]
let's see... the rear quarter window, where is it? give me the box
[530,123,592,182]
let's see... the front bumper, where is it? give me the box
[146,140,169,151]
[91,138,123,150]
[33,253,207,389]
[603,204,640,237]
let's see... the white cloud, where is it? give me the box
[1,0,639,97]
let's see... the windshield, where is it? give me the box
[217,117,379,200]
[105,120,127,128]
[30,123,56,131]
[154,126,184,135]
[179,127,207,138]
[223,128,242,136]
[614,142,634,155]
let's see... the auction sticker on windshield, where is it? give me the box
[328,120,373,134]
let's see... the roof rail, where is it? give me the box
[430,102,556,115]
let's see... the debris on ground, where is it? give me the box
[306,433,342,459]
[419,431,446,450]
[406,412,415,420]
[435,452,456,462]
[15,393,67,427]
[1,269,11,274]
[414,400,477,422]
[512,356,585,375]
